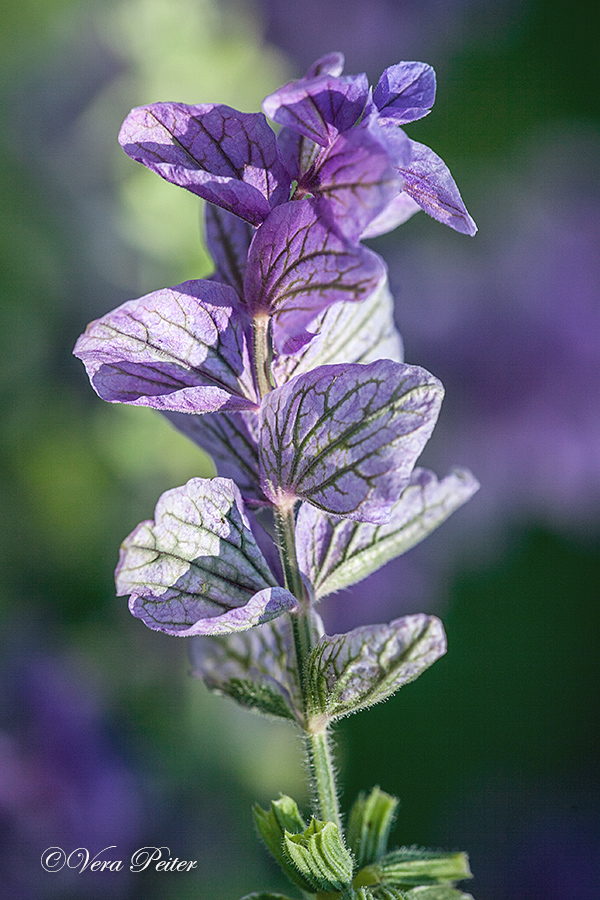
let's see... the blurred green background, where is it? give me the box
[1,1,598,898]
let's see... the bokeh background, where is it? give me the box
[1,0,598,898]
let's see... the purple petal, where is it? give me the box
[276,124,319,181]
[360,192,421,239]
[74,280,258,413]
[119,103,290,226]
[244,200,386,352]
[279,329,316,355]
[117,477,297,636]
[399,139,477,236]
[205,203,254,297]
[163,410,263,502]
[308,123,404,240]
[304,52,345,79]
[259,360,444,523]
[373,61,436,124]
[263,73,369,147]
[272,278,403,386]
[296,467,479,599]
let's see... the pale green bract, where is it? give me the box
[307,614,446,721]
[347,787,400,868]
[367,847,472,887]
[253,796,314,893]
[189,616,307,725]
[272,277,403,386]
[283,818,354,893]
[296,467,479,599]
[404,888,475,900]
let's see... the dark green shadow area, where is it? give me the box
[340,527,600,852]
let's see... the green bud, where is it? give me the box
[354,889,376,900]
[283,817,354,893]
[253,795,312,892]
[347,787,400,868]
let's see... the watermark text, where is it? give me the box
[41,845,198,874]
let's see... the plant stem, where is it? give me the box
[252,313,273,398]
[253,315,342,833]
[304,728,341,829]
[274,504,307,606]
[274,504,342,832]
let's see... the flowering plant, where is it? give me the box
[75,52,479,899]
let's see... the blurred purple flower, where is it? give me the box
[260,0,518,80]
[440,774,600,900]
[389,132,600,536]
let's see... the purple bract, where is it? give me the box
[116,478,297,636]
[259,360,443,523]
[74,280,257,414]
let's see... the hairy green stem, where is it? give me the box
[274,504,342,832]
[304,728,342,830]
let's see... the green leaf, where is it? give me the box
[254,796,312,892]
[404,888,475,900]
[213,676,296,719]
[283,818,354,893]
[347,787,400,867]
[307,615,446,721]
[365,847,472,887]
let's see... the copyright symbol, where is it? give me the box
[41,847,66,872]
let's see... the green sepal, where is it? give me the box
[347,787,400,867]
[404,887,475,900]
[253,795,312,892]
[283,817,354,893]
[364,846,472,888]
